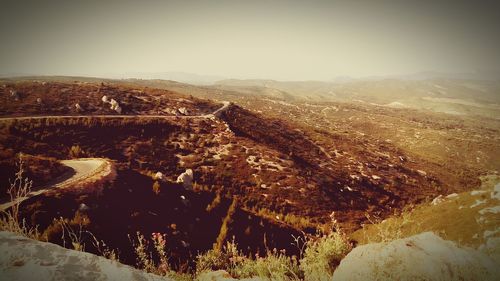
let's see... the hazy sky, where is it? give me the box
[1,0,499,81]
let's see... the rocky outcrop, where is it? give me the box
[332,232,499,281]
[0,231,172,281]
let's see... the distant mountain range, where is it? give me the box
[117,72,227,85]
[1,70,498,85]
[336,70,500,83]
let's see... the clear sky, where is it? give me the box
[1,0,499,81]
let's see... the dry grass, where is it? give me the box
[0,158,40,240]
[352,175,500,248]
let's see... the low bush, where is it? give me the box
[234,249,301,281]
[299,232,352,281]
[0,158,40,240]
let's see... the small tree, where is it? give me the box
[152,181,161,195]
[0,157,40,239]
[69,145,84,158]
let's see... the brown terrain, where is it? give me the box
[0,77,498,271]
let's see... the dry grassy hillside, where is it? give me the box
[0,77,498,276]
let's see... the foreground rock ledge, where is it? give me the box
[333,232,499,281]
[0,231,170,281]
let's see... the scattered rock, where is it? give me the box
[101,95,108,103]
[471,190,488,196]
[154,172,164,181]
[431,195,444,205]
[470,199,487,208]
[109,99,122,113]
[75,103,83,111]
[165,108,177,115]
[78,203,90,211]
[110,98,118,108]
[178,107,188,115]
[445,193,458,199]
[491,183,500,200]
[416,169,427,176]
[10,90,19,101]
[176,169,193,190]
[332,232,499,281]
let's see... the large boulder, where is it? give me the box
[332,232,499,281]
[0,231,172,281]
[176,169,193,190]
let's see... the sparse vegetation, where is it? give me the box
[234,248,301,281]
[152,180,161,195]
[214,197,238,252]
[196,238,245,275]
[0,158,40,240]
[300,232,352,281]
[69,145,84,158]
[1,79,498,280]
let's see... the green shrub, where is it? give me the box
[152,181,161,195]
[68,145,84,158]
[299,232,352,281]
[196,239,245,275]
[213,197,238,251]
[234,249,301,281]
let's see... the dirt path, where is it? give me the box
[0,101,231,122]
[0,158,111,211]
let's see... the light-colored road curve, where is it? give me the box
[0,158,112,211]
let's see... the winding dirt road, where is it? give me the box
[0,101,231,122]
[0,158,112,211]
[0,101,231,211]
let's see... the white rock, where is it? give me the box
[417,170,427,176]
[110,98,118,108]
[176,169,193,189]
[479,237,500,264]
[197,270,236,281]
[10,90,19,100]
[332,232,499,281]
[445,193,458,199]
[431,195,444,205]
[470,199,487,208]
[0,231,172,281]
[78,203,90,211]
[491,183,500,200]
[479,206,500,215]
[471,190,488,196]
[101,95,109,103]
[154,172,164,181]
[75,103,82,111]
[178,107,188,115]
[109,99,122,113]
